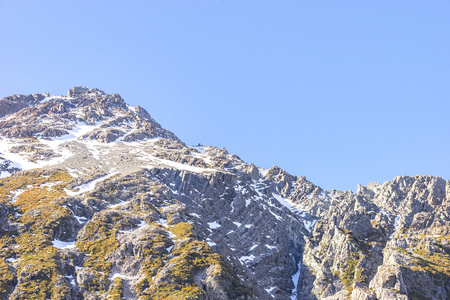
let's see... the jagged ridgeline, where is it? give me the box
[0,87,448,300]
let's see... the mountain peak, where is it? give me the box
[0,87,448,300]
[67,86,106,97]
[0,87,179,143]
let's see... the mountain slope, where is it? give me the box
[0,87,448,300]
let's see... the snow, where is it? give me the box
[273,193,295,211]
[6,258,16,263]
[127,105,137,113]
[40,182,61,188]
[191,145,205,153]
[249,244,258,251]
[65,275,76,286]
[0,141,46,170]
[0,137,72,174]
[167,230,176,241]
[157,218,169,228]
[190,213,201,218]
[380,210,390,217]
[291,260,301,299]
[239,255,256,264]
[259,168,269,177]
[66,172,118,196]
[108,201,128,209]
[39,96,60,103]
[137,220,147,228]
[166,245,174,253]
[52,240,76,249]
[266,244,277,250]
[206,239,217,247]
[110,273,139,280]
[207,221,221,229]
[267,209,283,221]
[0,122,106,176]
[233,221,242,227]
[0,171,11,179]
[10,189,25,203]
[74,215,88,224]
[119,220,147,233]
[390,216,400,238]
[152,156,217,173]
[54,122,101,141]
[303,219,317,233]
[190,147,214,165]
[265,286,276,296]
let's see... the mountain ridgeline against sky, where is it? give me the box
[0,87,448,300]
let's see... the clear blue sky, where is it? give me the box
[1,1,449,191]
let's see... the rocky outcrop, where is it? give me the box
[0,93,48,118]
[0,87,448,300]
[300,175,450,300]
[0,87,179,143]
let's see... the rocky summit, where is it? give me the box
[0,87,448,300]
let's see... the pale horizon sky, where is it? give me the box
[1,1,449,191]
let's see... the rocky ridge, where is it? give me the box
[0,87,448,300]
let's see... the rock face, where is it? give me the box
[0,87,448,300]
[0,87,179,142]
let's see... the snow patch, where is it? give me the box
[265,286,276,295]
[291,260,301,299]
[267,209,283,221]
[157,219,169,228]
[206,239,217,247]
[66,172,118,196]
[10,189,25,203]
[149,156,217,173]
[233,221,242,227]
[0,171,11,179]
[52,240,76,249]
[110,273,139,281]
[40,95,66,104]
[65,275,77,286]
[390,216,400,238]
[207,221,221,229]
[273,193,295,211]
[380,210,390,217]
[303,219,317,233]
[74,215,88,224]
[239,255,256,264]
[52,121,101,141]
[0,138,69,171]
[108,201,128,209]
[230,200,235,213]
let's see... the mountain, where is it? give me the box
[0,87,448,300]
